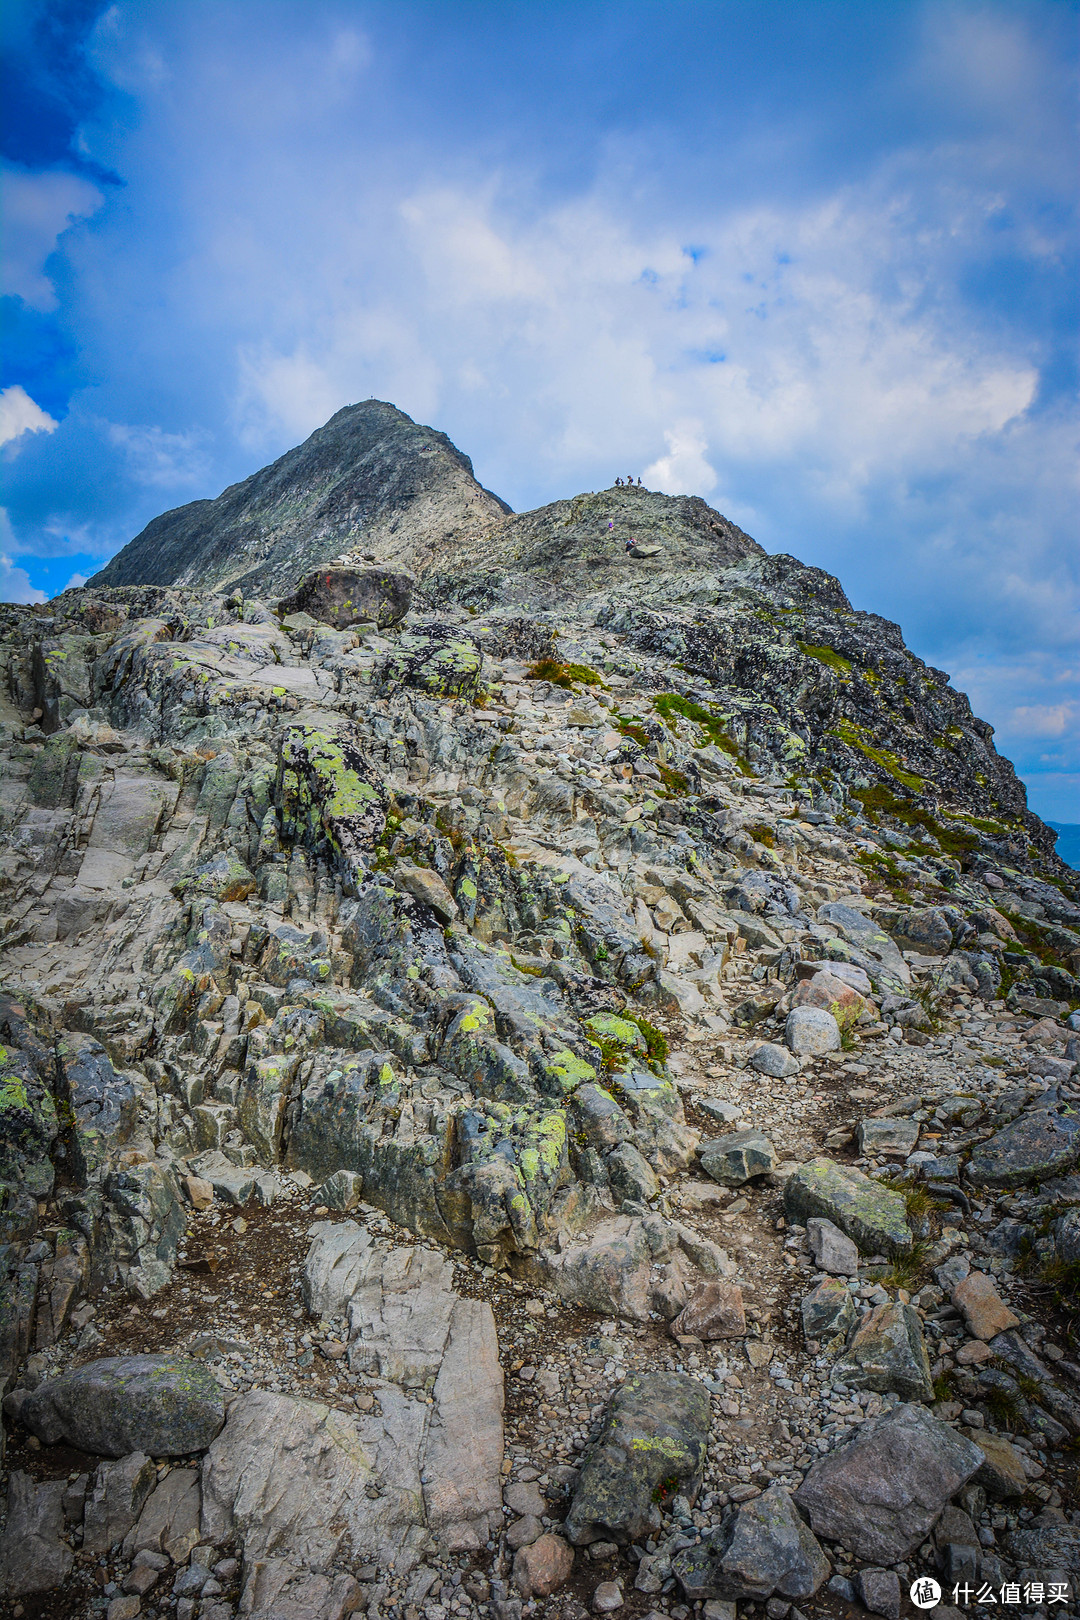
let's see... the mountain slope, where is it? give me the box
[90,400,511,598]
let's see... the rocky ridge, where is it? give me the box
[1,406,1079,1620]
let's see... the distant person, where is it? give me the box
[627,474,634,485]
[637,477,642,486]
[625,538,634,553]
[615,476,622,486]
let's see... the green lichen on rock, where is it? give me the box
[784,1157,913,1257]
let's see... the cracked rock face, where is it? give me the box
[2,399,1080,1617]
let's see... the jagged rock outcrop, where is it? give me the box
[2,401,1079,1619]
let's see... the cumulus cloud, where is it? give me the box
[644,424,717,496]
[106,421,210,488]
[0,511,45,603]
[0,386,59,448]
[1,165,103,311]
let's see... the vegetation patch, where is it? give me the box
[526,658,607,690]
[828,719,925,793]
[652,693,755,776]
[797,641,853,678]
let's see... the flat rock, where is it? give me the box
[806,1217,859,1276]
[700,1129,777,1185]
[279,565,413,630]
[673,1484,829,1601]
[565,1372,711,1545]
[17,1354,225,1457]
[785,1007,840,1055]
[967,1110,1080,1188]
[856,1567,902,1619]
[784,1158,912,1257]
[794,1403,984,1564]
[857,1118,920,1157]
[831,1302,933,1403]
[951,1272,1020,1341]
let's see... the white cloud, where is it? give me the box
[0,509,45,604]
[0,166,103,311]
[643,423,717,496]
[106,421,210,487]
[63,572,89,592]
[0,386,59,448]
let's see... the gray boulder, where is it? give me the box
[0,1472,73,1596]
[279,565,413,630]
[816,903,911,993]
[673,1483,830,1601]
[785,1007,840,1055]
[857,1118,920,1157]
[1004,1521,1080,1575]
[968,1110,1080,1188]
[82,1452,157,1553]
[806,1218,859,1276]
[565,1372,711,1545]
[700,1130,777,1185]
[856,1567,902,1619]
[750,1043,801,1079]
[795,1403,984,1563]
[16,1354,225,1457]
[801,1278,856,1347]
[831,1302,934,1403]
[784,1158,912,1257]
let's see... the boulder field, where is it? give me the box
[1,401,1079,1619]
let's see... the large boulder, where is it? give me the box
[794,1403,984,1564]
[278,565,413,629]
[529,1212,733,1324]
[13,1355,225,1457]
[565,1372,711,1545]
[831,1302,934,1403]
[785,1007,840,1055]
[967,1110,1080,1188]
[784,1158,912,1257]
[673,1484,830,1601]
[699,1129,777,1185]
[816,903,910,993]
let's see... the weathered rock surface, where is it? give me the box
[784,1158,912,1257]
[673,1484,830,1601]
[565,1372,711,1544]
[14,1354,225,1456]
[951,1270,1020,1340]
[795,1403,984,1564]
[0,1471,74,1595]
[831,1302,934,1402]
[699,1129,777,1185]
[2,397,1079,1616]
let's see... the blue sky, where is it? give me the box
[1,0,1077,822]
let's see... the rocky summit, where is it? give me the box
[1,401,1079,1620]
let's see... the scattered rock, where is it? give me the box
[794,1402,985,1563]
[750,1043,801,1079]
[670,1280,746,1340]
[801,1278,856,1347]
[968,1110,1080,1188]
[951,1271,1020,1340]
[0,1472,73,1597]
[806,1218,859,1277]
[513,1533,574,1598]
[785,1008,840,1056]
[856,1118,920,1157]
[831,1302,933,1403]
[673,1484,830,1601]
[700,1129,778,1185]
